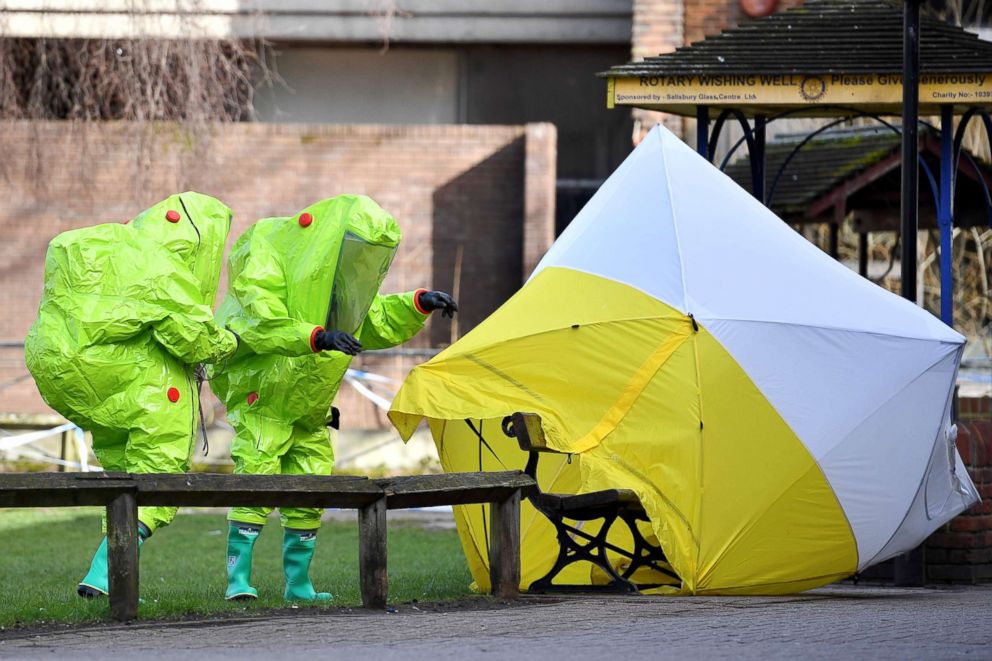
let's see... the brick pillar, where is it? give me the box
[631,0,685,139]
[685,0,805,45]
[522,123,557,279]
[684,0,740,45]
[926,396,992,583]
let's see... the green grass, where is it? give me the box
[0,508,474,629]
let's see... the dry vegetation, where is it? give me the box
[804,222,991,357]
[0,37,259,122]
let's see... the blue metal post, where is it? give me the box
[697,105,710,160]
[938,104,954,326]
[753,115,767,204]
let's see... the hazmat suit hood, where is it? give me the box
[130,191,233,306]
[224,194,401,337]
[291,195,400,332]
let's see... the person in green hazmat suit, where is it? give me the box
[24,192,240,598]
[209,194,456,602]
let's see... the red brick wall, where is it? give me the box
[0,121,556,428]
[926,397,992,582]
[523,123,557,280]
[685,0,741,45]
[685,0,805,44]
[632,0,685,135]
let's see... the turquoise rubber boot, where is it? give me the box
[77,526,147,598]
[282,529,332,602]
[225,524,261,600]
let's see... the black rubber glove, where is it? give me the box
[314,329,362,355]
[417,291,459,318]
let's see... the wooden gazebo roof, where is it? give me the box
[723,127,992,228]
[602,0,992,117]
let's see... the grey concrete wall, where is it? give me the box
[254,48,459,124]
[3,0,633,44]
[254,45,633,182]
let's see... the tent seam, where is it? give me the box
[658,127,702,584]
[658,128,691,314]
[699,316,964,345]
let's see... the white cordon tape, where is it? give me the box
[0,422,93,470]
[0,422,76,450]
[344,368,398,412]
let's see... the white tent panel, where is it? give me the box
[704,319,959,461]
[531,128,687,312]
[867,393,980,568]
[658,128,962,345]
[814,350,964,567]
[869,447,979,567]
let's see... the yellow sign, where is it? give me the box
[609,73,992,108]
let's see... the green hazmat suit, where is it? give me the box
[210,195,429,530]
[25,192,239,534]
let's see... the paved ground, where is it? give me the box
[2,585,990,660]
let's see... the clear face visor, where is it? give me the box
[325,232,398,335]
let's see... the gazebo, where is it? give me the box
[601,0,992,326]
[722,126,992,269]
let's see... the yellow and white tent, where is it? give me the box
[388,125,980,595]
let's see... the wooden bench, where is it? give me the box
[0,470,535,621]
[502,412,678,593]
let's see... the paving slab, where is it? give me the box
[2,585,990,660]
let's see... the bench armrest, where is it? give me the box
[506,412,558,453]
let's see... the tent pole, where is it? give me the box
[894,0,925,589]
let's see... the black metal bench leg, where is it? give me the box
[618,510,679,583]
[528,512,637,594]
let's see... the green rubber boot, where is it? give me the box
[225,524,261,601]
[282,529,332,602]
[77,526,148,598]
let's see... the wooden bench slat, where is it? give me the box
[0,473,134,489]
[0,472,537,509]
[0,473,135,507]
[132,474,382,508]
[0,490,132,508]
[378,471,535,510]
